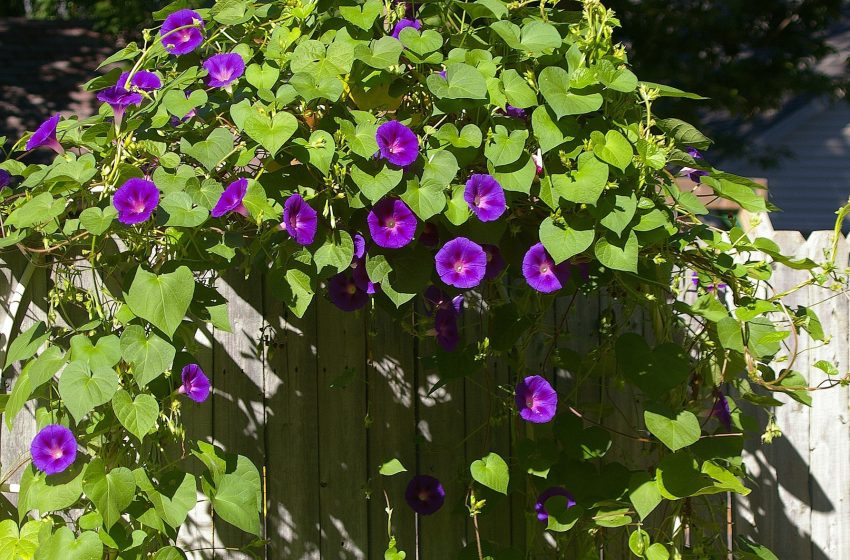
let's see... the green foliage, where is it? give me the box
[0,0,845,558]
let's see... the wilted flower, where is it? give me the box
[353,233,367,261]
[532,148,543,176]
[367,198,417,249]
[180,364,210,403]
[423,286,463,316]
[352,263,377,295]
[26,114,63,154]
[522,243,570,293]
[435,237,487,289]
[681,147,709,183]
[211,178,249,217]
[464,174,506,222]
[0,170,11,189]
[97,86,143,128]
[501,105,527,119]
[203,53,246,88]
[118,71,162,91]
[113,178,159,225]
[392,18,422,38]
[31,424,77,475]
[405,474,445,515]
[535,487,576,523]
[710,390,733,431]
[283,193,318,246]
[419,221,439,248]
[482,244,506,280]
[161,9,205,55]
[376,121,419,167]
[328,272,368,312]
[434,307,460,351]
[515,375,558,423]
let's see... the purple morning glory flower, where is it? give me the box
[482,244,506,280]
[351,261,377,295]
[516,375,557,423]
[30,424,77,475]
[419,221,439,248]
[423,286,463,316]
[118,71,162,91]
[464,174,506,222]
[681,147,709,183]
[435,237,487,289]
[522,243,570,294]
[434,307,460,352]
[211,178,249,218]
[376,121,419,167]
[691,271,727,292]
[405,474,445,515]
[283,193,318,246]
[353,233,367,261]
[203,53,245,88]
[26,114,63,154]
[535,487,576,523]
[97,86,143,128]
[113,178,160,225]
[502,105,527,119]
[367,198,417,249]
[437,69,447,79]
[392,18,422,39]
[328,272,369,312]
[710,390,733,431]
[0,170,11,189]
[161,9,205,55]
[180,364,210,403]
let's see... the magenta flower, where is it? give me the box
[710,390,733,431]
[26,114,63,154]
[464,174,506,222]
[434,307,460,352]
[367,198,417,249]
[681,147,709,183]
[161,9,205,56]
[392,18,422,38]
[376,121,419,167]
[0,170,11,189]
[328,272,368,312]
[118,71,162,91]
[97,86,143,128]
[435,237,487,289]
[482,244,506,280]
[203,53,245,88]
[180,364,210,403]
[419,221,439,248]
[283,193,318,246]
[405,475,445,515]
[535,487,575,523]
[515,375,558,423]
[113,178,159,225]
[31,424,77,475]
[212,178,249,217]
[522,243,570,293]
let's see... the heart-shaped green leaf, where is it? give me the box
[291,130,335,176]
[314,230,354,275]
[538,67,603,119]
[79,206,118,235]
[125,266,195,338]
[82,458,136,529]
[470,452,509,495]
[35,527,102,560]
[355,36,403,69]
[484,126,528,167]
[350,161,403,203]
[539,215,595,264]
[547,152,609,206]
[594,230,638,273]
[181,128,234,172]
[120,325,176,387]
[112,389,159,442]
[58,362,119,422]
[0,519,45,560]
[426,63,488,100]
[160,192,208,228]
[644,405,701,451]
[592,130,633,171]
[401,178,446,220]
[162,89,207,119]
[243,107,298,156]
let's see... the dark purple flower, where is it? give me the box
[681,147,709,183]
[352,261,377,294]
[501,105,527,119]
[211,178,249,218]
[522,243,570,294]
[405,474,445,515]
[419,221,439,248]
[26,114,63,154]
[367,198,417,249]
[203,53,245,88]
[161,9,205,56]
[113,178,159,225]
[423,286,463,316]
[434,307,460,351]
[0,169,11,189]
[283,193,318,246]
[435,237,487,289]
[515,375,558,423]
[710,390,733,431]
[328,272,368,312]
[535,487,576,523]
[392,18,422,39]
[30,424,77,475]
[97,86,143,128]
[118,71,162,91]
[464,174,506,222]
[482,244,506,280]
[376,121,419,167]
[180,364,210,402]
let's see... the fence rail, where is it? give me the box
[1,224,848,559]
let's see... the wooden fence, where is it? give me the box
[0,224,848,559]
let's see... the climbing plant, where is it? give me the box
[0,0,846,558]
